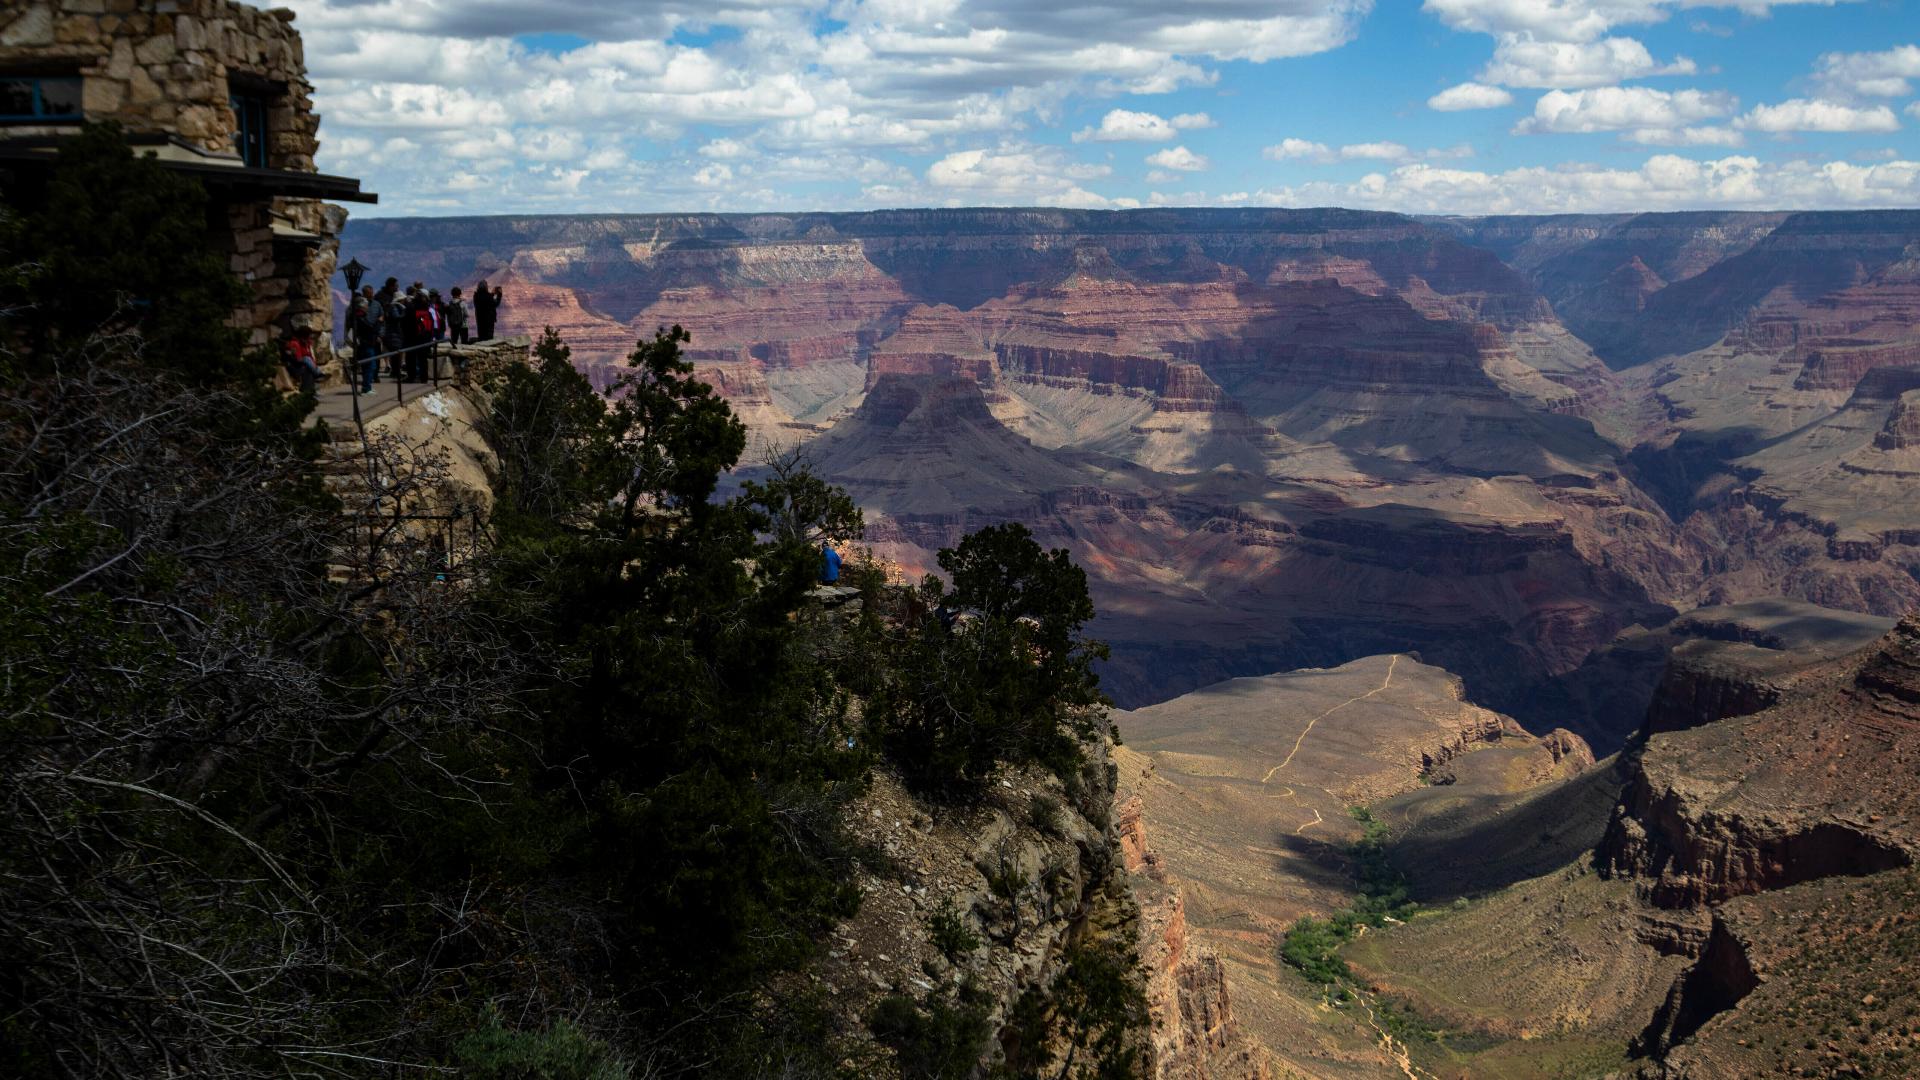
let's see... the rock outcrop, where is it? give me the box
[1603,616,1920,908]
[1117,795,1271,1080]
[803,736,1144,1076]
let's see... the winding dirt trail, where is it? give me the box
[1261,654,1402,782]
[1258,655,1403,833]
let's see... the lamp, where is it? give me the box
[341,257,368,294]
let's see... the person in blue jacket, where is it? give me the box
[820,544,842,584]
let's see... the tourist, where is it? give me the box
[403,293,432,382]
[349,292,380,394]
[446,285,470,346]
[375,276,402,377]
[474,279,502,341]
[282,326,319,395]
[820,543,842,585]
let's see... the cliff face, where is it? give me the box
[1576,616,1920,1074]
[1115,795,1271,1080]
[1604,616,1920,907]
[806,738,1146,1078]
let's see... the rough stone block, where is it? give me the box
[54,14,103,45]
[0,6,57,48]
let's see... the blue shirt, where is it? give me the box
[821,546,842,584]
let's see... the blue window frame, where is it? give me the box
[0,76,82,121]
[231,90,269,167]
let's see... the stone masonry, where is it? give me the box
[0,0,355,353]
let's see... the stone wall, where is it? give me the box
[0,1,318,167]
[0,0,346,351]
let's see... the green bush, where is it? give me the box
[928,897,982,962]
[1279,808,1417,986]
[868,523,1110,800]
[1280,917,1353,985]
[454,1019,632,1080]
[868,993,992,1080]
[1029,793,1064,834]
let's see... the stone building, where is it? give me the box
[0,0,373,353]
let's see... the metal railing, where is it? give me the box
[339,339,466,441]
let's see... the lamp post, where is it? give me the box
[341,257,368,295]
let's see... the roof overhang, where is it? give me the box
[0,131,377,204]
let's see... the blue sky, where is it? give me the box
[283,0,1919,215]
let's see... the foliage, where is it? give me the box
[1279,807,1417,988]
[928,896,983,962]
[868,523,1111,799]
[0,127,518,1077]
[738,444,865,548]
[868,992,993,1080]
[996,938,1148,1080]
[0,127,1133,1080]
[1028,792,1064,834]
[454,1019,634,1080]
[478,322,875,1021]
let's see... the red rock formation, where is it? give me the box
[1117,792,1272,1080]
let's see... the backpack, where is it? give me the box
[413,307,434,336]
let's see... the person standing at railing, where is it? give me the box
[348,292,380,394]
[446,286,470,346]
[381,285,406,381]
[473,279,502,342]
[403,293,432,382]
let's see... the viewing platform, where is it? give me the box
[310,337,530,433]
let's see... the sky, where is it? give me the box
[284,0,1920,217]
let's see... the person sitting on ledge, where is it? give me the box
[282,326,319,396]
[820,543,842,585]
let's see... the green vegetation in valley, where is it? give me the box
[1279,806,1417,990]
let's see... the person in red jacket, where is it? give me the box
[282,326,319,395]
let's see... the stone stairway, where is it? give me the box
[318,428,375,584]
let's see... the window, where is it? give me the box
[0,76,82,121]
[230,90,269,167]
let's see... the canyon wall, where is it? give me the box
[344,208,1920,716]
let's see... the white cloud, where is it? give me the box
[1265,138,1332,161]
[1628,125,1743,146]
[922,145,1123,206]
[1073,108,1213,142]
[1427,81,1514,110]
[1910,102,1920,121]
[1264,138,1470,164]
[1340,141,1412,160]
[292,0,1367,213]
[1145,145,1210,171]
[1248,153,1920,214]
[1813,44,1920,98]
[1423,0,1853,44]
[1736,98,1901,133]
[1516,86,1737,134]
[1480,35,1694,88]
[699,137,754,159]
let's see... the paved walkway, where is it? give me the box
[311,374,458,434]
[309,338,526,436]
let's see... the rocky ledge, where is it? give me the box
[1603,616,1920,908]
